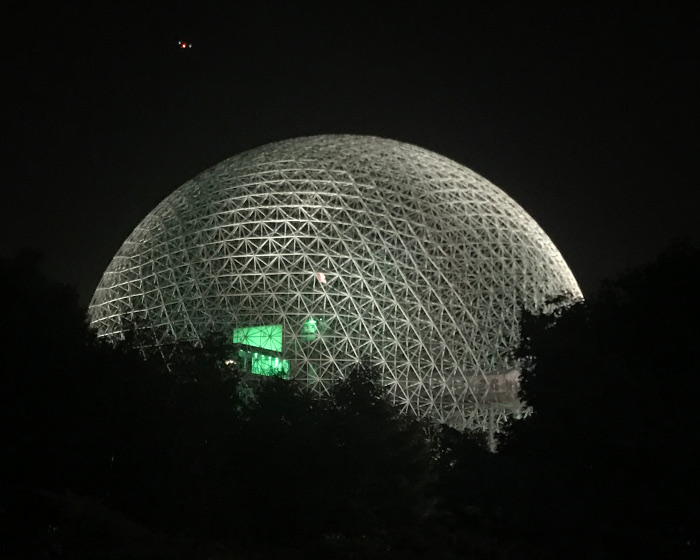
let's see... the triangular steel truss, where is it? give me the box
[88,135,581,434]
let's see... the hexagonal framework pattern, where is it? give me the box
[89,135,581,432]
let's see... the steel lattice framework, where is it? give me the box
[89,135,581,433]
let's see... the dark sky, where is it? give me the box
[3,1,698,304]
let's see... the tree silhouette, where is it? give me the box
[7,244,698,558]
[503,240,700,557]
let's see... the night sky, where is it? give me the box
[4,1,698,305]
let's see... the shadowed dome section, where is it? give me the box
[88,135,581,433]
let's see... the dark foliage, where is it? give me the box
[0,253,456,558]
[3,242,698,558]
[501,240,700,558]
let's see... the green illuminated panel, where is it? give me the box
[237,349,290,379]
[232,324,283,353]
[251,352,290,378]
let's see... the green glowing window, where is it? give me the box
[252,352,290,378]
[232,324,283,353]
[236,349,290,379]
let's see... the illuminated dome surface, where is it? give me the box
[89,135,581,431]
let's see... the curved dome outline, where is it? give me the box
[89,135,581,432]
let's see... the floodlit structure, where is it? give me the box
[89,135,581,434]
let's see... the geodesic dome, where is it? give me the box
[89,135,581,432]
